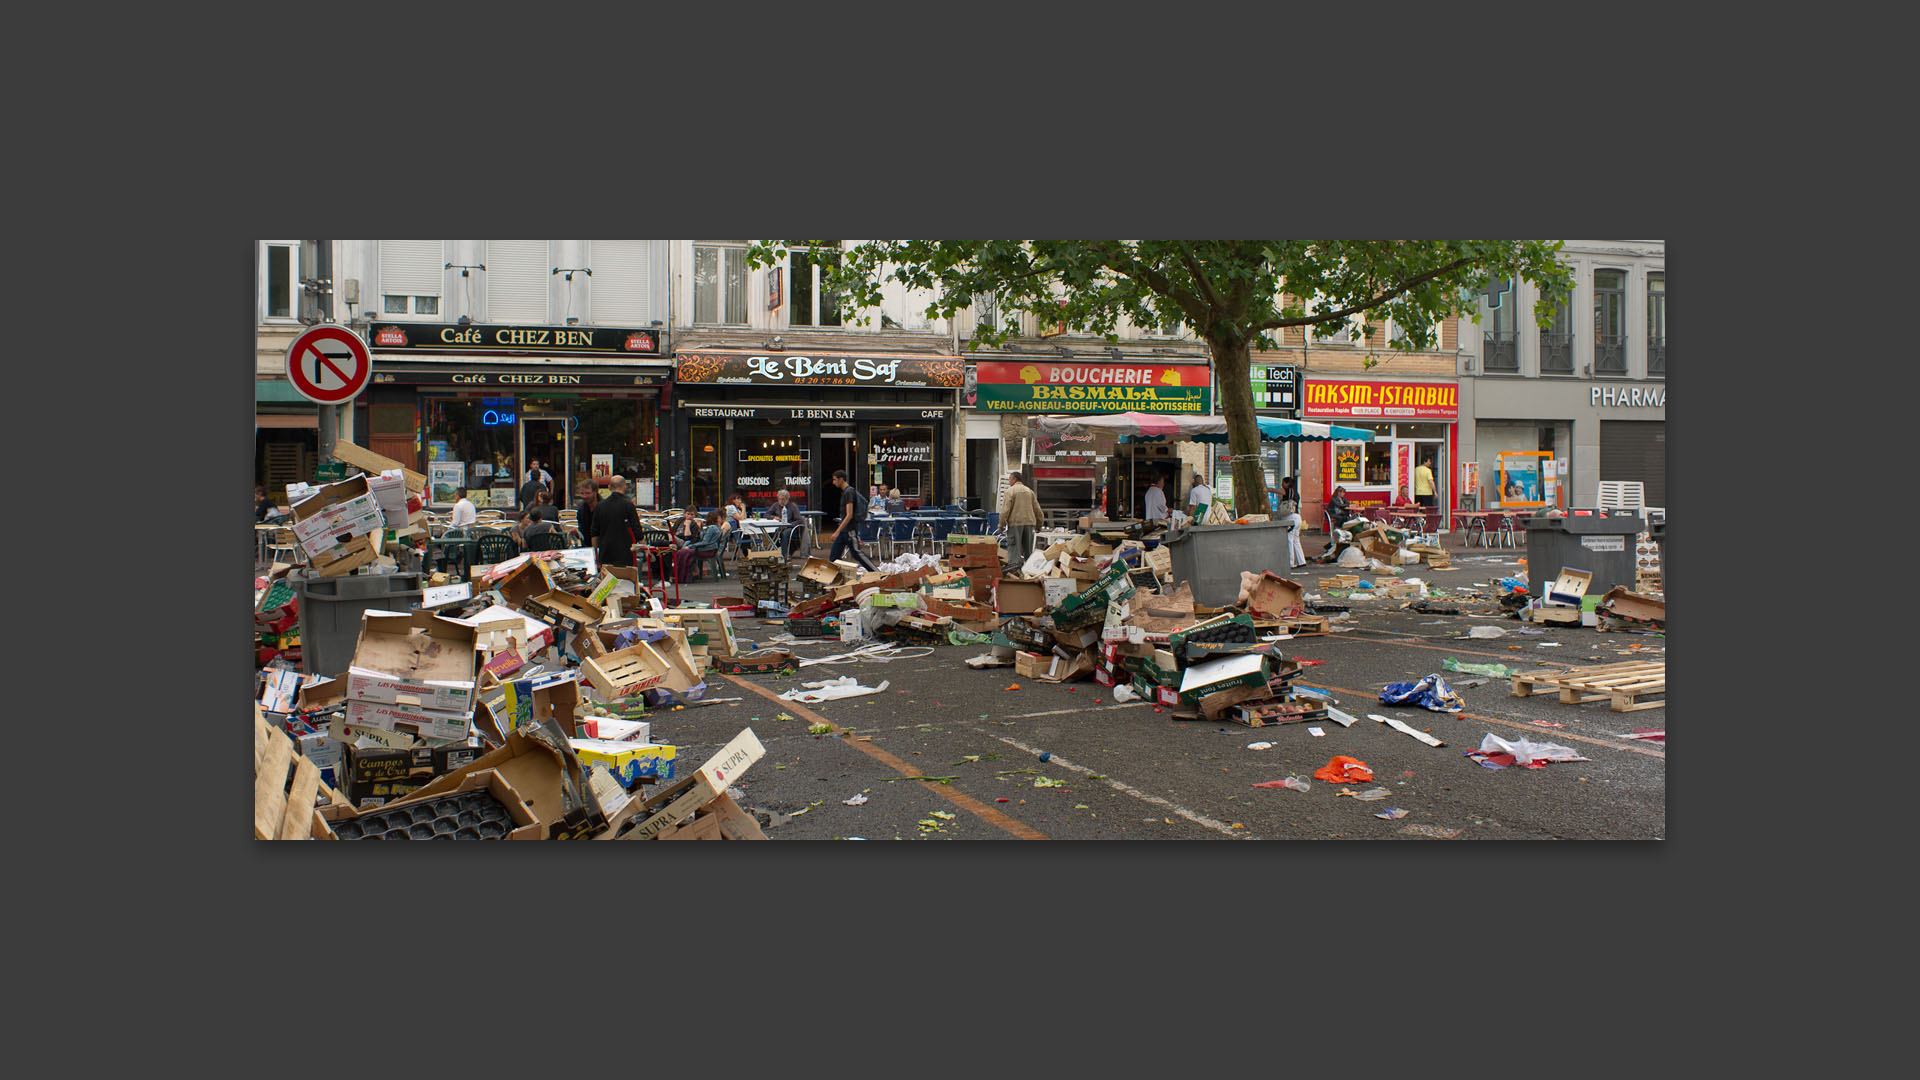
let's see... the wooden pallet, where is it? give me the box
[1510,662,1666,712]
[254,704,348,839]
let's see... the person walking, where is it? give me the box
[449,487,479,528]
[999,470,1041,573]
[1414,457,1436,510]
[518,465,547,513]
[827,469,878,572]
[1143,473,1169,524]
[1275,476,1305,568]
[592,475,642,567]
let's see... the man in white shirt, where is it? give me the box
[1187,477,1213,513]
[449,487,478,527]
[1143,475,1169,523]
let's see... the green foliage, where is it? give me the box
[743,240,1574,510]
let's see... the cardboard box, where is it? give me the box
[995,577,1047,615]
[582,641,675,699]
[289,476,385,560]
[383,725,601,839]
[1041,577,1079,607]
[1014,651,1052,679]
[1546,568,1594,607]
[343,742,487,804]
[1598,586,1665,624]
[568,738,678,786]
[329,440,428,495]
[923,596,994,623]
[347,610,480,715]
[1241,573,1306,618]
[327,767,542,838]
[343,699,473,743]
[530,590,603,630]
[966,566,1001,602]
[494,559,556,610]
[499,670,581,737]
[575,717,649,742]
[1037,646,1096,683]
[610,728,766,841]
[799,558,843,587]
[663,609,737,657]
[1178,652,1271,703]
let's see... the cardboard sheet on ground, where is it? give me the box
[1368,713,1446,747]
[779,676,891,704]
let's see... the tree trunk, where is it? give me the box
[1210,335,1267,515]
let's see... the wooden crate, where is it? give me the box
[1510,661,1665,712]
[254,705,347,840]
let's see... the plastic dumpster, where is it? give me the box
[1158,519,1294,608]
[1523,510,1641,602]
[293,569,423,675]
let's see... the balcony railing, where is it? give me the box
[1648,336,1665,376]
[1482,330,1518,372]
[1594,334,1627,375]
[1540,331,1573,374]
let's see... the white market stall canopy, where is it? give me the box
[1031,411,1374,443]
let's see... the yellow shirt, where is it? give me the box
[1414,464,1434,496]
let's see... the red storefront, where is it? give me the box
[1300,377,1459,530]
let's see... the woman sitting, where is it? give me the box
[664,506,702,582]
[689,509,728,580]
[1326,486,1352,529]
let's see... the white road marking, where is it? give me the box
[984,732,1251,840]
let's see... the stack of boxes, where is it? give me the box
[741,548,790,606]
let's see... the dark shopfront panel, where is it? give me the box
[368,363,668,509]
[1600,420,1665,507]
[676,399,954,514]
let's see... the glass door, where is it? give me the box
[517,415,571,511]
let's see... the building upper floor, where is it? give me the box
[1460,240,1664,382]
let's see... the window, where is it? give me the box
[588,240,652,326]
[487,240,549,323]
[789,242,843,327]
[1480,275,1518,371]
[379,240,444,320]
[1647,271,1665,375]
[1541,288,1574,374]
[693,242,748,325]
[1593,268,1626,374]
[261,241,299,321]
[870,425,934,505]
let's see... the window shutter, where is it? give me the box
[379,240,443,298]
[487,240,549,323]
[587,240,650,325]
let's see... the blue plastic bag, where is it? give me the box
[1379,674,1466,713]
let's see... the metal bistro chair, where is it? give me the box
[1477,512,1508,549]
[474,530,519,567]
[889,517,918,559]
[525,526,569,552]
[856,519,886,561]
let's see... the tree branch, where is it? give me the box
[1175,242,1229,314]
[1253,255,1475,331]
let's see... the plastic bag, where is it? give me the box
[1337,545,1369,567]
[1477,733,1589,765]
[1441,657,1511,678]
[1312,756,1374,784]
[1111,684,1139,703]
[1379,674,1466,713]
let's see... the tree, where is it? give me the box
[745,241,1573,514]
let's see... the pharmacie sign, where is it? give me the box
[676,350,964,388]
[972,361,1212,414]
[1593,384,1666,408]
[1304,378,1458,419]
[369,322,664,356]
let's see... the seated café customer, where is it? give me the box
[690,510,727,580]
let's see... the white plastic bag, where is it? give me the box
[1337,545,1369,567]
[1478,733,1589,764]
[1111,684,1138,703]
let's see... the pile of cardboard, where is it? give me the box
[281,441,430,578]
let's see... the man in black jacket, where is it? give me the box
[519,460,549,511]
[592,475,642,567]
[574,483,598,548]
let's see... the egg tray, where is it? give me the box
[330,790,517,840]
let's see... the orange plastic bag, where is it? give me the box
[1313,756,1374,784]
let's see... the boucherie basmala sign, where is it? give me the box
[676,350,964,388]
[973,361,1212,414]
[1303,378,1458,419]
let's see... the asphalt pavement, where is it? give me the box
[632,546,1666,841]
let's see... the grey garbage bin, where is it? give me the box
[293,569,424,676]
[1159,519,1295,608]
[1523,510,1641,601]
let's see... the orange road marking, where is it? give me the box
[721,673,1050,840]
[1312,682,1665,759]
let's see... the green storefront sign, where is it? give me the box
[972,383,1211,414]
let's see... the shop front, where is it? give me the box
[1208,362,1300,513]
[361,321,671,510]
[671,350,963,514]
[1302,377,1459,529]
[1465,377,1665,511]
[970,355,1214,522]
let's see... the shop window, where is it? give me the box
[1481,275,1518,372]
[693,243,749,325]
[870,426,934,506]
[379,240,444,320]
[735,430,814,510]
[789,242,844,327]
[261,241,299,321]
[424,399,520,507]
[573,397,659,502]
[1393,422,1448,440]
[1647,271,1665,375]
[1593,268,1627,374]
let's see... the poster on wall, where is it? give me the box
[1497,451,1549,508]
[591,454,613,483]
[429,462,464,508]
[1460,461,1480,509]
[1542,458,1558,505]
[1334,444,1363,485]
[1395,444,1412,503]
